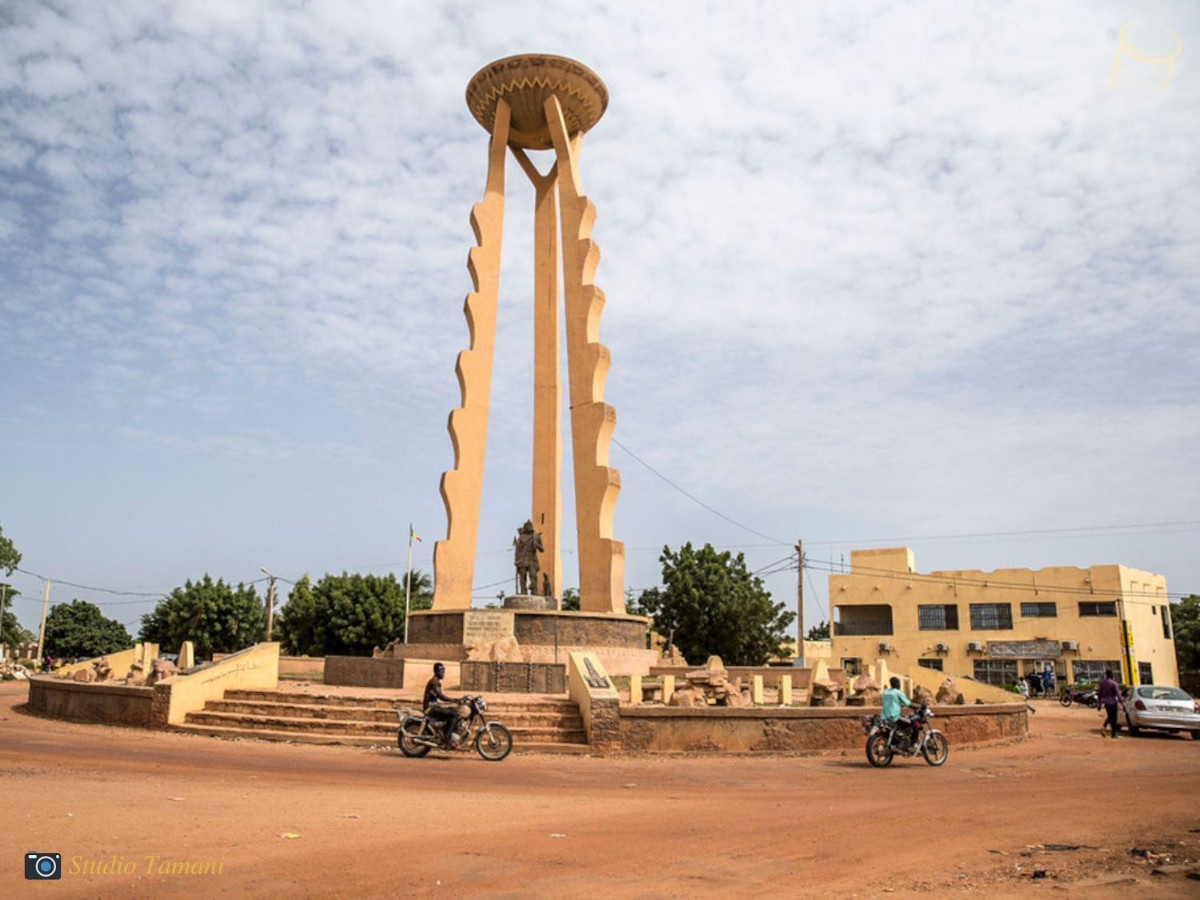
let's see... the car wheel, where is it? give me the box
[1191,731,1200,741]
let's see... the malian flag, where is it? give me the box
[410,524,422,543]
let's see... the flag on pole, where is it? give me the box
[410,524,421,543]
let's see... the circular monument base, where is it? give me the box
[503,594,559,611]
[405,607,648,649]
[391,608,658,677]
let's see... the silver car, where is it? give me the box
[1122,685,1200,739]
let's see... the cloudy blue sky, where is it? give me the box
[2,0,1197,637]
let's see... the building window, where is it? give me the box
[918,658,944,671]
[1162,606,1172,640]
[1020,602,1057,618]
[918,604,959,631]
[1138,662,1154,684]
[1078,601,1118,617]
[969,603,1013,630]
[833,605,894,636]
[973,659,1017,686]
[1071,660,1120,684]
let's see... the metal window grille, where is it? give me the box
[969,603,1014,630]
[1020,602,1057,618]
[917,604,959,631]
[1078,601,1118,617]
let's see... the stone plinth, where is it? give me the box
[503,594,560,611]
[394,608,658,677]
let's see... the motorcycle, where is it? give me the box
[397,695,513,762]
[862,703,949,767]
[1059,687,1098,708]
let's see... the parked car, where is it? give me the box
[1122,685,1200,739]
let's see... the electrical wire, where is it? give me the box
[611,436,788,545]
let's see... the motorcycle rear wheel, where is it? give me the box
[922,731,949,766]
[475,724,513,761]
[866,733,893,768]
[398,722,431,758]
[1059,695,1072,707]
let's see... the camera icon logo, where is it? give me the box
[25,852,62,880]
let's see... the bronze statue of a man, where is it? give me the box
[512,520,544,595]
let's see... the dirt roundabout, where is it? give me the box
[2,681,1199,898]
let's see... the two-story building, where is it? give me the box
[829,547,1179,687]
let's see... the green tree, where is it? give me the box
[139,575,265,658]
[0,525,27,651]
[560,587,580,612]
[43,600,132,660]
[275,572,409,657]
[637,543,796,666]
[806,620,830,641]
[1171,595,1200,674]
[0,524,21,575]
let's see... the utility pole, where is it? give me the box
[404,524,416,644]
[260,568,277,642]
[36,578,51,664]
[795,540,805,667]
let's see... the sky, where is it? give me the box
[2,0,1198,640]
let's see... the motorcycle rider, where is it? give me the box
[882,676,915,745]
[424,662,464,747]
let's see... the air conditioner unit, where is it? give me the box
[935,643,950,653]
[878,642,893,653]
[1061,640,1078,651]
[967,641,984,653]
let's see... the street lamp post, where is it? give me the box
[260,567,277,642]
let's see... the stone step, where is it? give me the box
[184,711,587,744]
[225,689,578,715]
[206,700,583,730]
[169,722,592,755]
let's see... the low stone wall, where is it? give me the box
[616,704,1028,753]
[323,657,460,690]
[649,665,813,690]
[325,656,407,688]
[153,643,281,726]
[568,652,620,751]
[462,661,566,693]
[214,653,325,680]
[26,677,155,726]
[280,656,325,679]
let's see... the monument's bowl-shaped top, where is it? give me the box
[466,54,607,150]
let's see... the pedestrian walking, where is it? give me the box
[1097,668,1123,738]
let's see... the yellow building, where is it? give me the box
[828,548,1179,688]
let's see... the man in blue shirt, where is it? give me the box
[882,676,914,742]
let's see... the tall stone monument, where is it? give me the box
[398,55,653,675]
[433,55,624,614]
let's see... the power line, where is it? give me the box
[611,436,788,545]
[803,520,1200,548]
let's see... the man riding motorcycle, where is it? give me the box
[882,676,916,746]
[423,662,465,747]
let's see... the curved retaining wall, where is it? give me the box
[615,704,1028,753]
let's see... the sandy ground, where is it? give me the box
[2,681,1199,898]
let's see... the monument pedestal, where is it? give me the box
[385,608,659,676]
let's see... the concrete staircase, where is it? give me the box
[171,689,590,755]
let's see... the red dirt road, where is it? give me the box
[2,682,1199,898]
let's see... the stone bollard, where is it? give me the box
[629,673,642,705]
[780,674,793,706]
[662,675,675,705]
[752,675,764,705]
